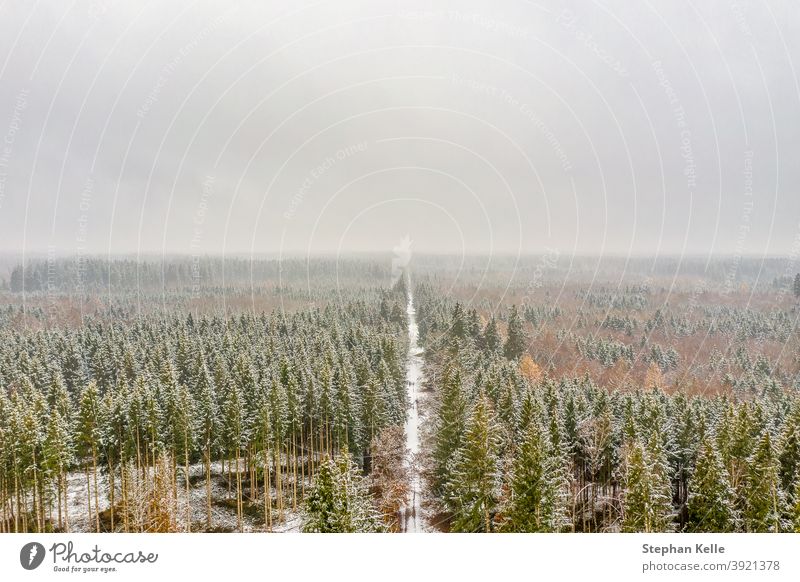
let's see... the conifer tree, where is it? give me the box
[504,305,527,360]
[302,454,384,532]
[505,419,568,532]
[466,309,481,341]
[621,436,673,532]
[481,317,501,354]
[450,303,467,340]
[222,379,247,531]
[447,395,502,532]
[743,432,787,532]
[433,366,467,494]
[173,385,196,531]
[792,477,800,532]
[194,362,218,530]
[16,391,47,532]
[686,439,738,532]
[778,405,800,493]
[76,382,102,532]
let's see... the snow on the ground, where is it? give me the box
[58,461,301,533]
[401,291,427,533]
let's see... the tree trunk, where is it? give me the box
[185,433,191,533]
[92,444,100,532]
[236,448,243,532]
[85,462,92,532]
[263,447,272,531]
[205,447,212,531]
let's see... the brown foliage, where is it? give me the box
[369,427,409,532]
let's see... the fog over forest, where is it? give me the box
[1,0,799,257]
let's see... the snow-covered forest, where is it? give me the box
[1,255,800,533]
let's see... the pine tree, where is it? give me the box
[173,385,196,532]
[686,439,737,532]
[194,361,218,530]
[16,388,47,532]
[43,408,74,531]
[268,376,288,520]
[505,419,568,532]
[222,379,247,531]
[742,432,787,532]
[76,382,102,532]
[302,454,384,532]
[433,366,467,494]
[778,405,800,493]
[481,317,501,354]
[0,391,11,532]
[792,477,800,532]
[466,309,481,341]
[621,436,673,532]
[793,273,800,298]
[504,305,527,360]
[447,395,502,532]
[450,303,466,340]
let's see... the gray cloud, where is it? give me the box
[0,0,798,257]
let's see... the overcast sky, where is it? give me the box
[0,0,798,257]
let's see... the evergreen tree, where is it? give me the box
[686,439,738,532]
[302,454,384,532]
[504,419,568,532]
[504,305,527,360]
[76,382,102,532]
[194,361,218,530]
[481,317,501,354]
[778,405,800,493]
[794,273,800,298]
[222,379,247,530]
[43,408,74,531]
[450,303,466,340]
[743,432,787,532]
[792,477,800,532]
[621,436,673,532]
[447,395,502,532]
[466,309,481,341]
[433,366,467,494]
[173,385,196,532]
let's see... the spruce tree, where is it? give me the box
[686,439,737,532]
[743,432,787,532]
[504,305,527,360]
[173,385,196,531]
[621,436,673,532]
[481,317,501,354]
[433,366,467,494]
[792,477,800,532]
[77,382,102,533]
[194,361,218,530]
[778,405,800,493]
[222,379,247,531]
[450,303,466,340]
[302,454,384,532]
[505,419,568,532]
[447,395,502,532]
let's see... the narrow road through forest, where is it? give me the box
[400,290,424,532]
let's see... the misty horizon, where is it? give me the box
[1,1,799,257]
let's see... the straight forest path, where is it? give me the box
[400,290,424,532]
